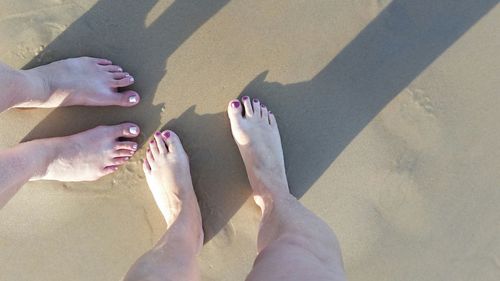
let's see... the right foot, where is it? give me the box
[15,57,140,108]
[143,130,203,252]
[31,123,140,181]
[227,97,291,208]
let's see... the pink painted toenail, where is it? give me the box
[231,101,240,108]
[129,126,138,134]
[128,96,138,103]
[155,131,161,136]
[163,131,171,139]
[242,96,249,100]
[253,98,259,103]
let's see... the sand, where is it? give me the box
[0,0,499,280]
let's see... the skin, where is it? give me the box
[0,57,141,208]
[124,97,347,281]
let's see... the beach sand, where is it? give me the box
[0,0,499,280]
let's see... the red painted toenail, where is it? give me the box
[150,140,154,144]
[155,131,161,136]
[163,131,171,139]
[231,101,240,108]
[242,96,249,100]
[147,148,150,152]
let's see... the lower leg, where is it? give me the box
[123,130,203,281]
[227,97,347,281]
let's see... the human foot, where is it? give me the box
[15,57,140,108]
[30,123,140,181]
[227,97,290,208]
[143,130,203,250]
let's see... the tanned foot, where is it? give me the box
[16,57,140,108]
[143,130,203,252]
[31,123,140,181]
[227,96,291,210]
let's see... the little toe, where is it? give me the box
[162,130,185,154]
[241,96,253,117]
[154,131,168,154]
[252,98,261,118]
[142,158,151,173]
[113,123,140,138]
[269,111,278,127]
[146,148,155,167]
[103,165,119,175]
[94,58,112,65]
[111,157,130,166]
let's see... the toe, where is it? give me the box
[101,64,123,72]
[227,99,243,121]
[113,123,140,138]
[114,149,135,158]
[105,90,140,107]
[111,75,135,88]
[149,138,159,158]
[103,165,119,175]
[146,148,155,168]
[162,130,185,154]
[111,157,130,166]
[154,131,168,154]
[260,103,268,120]
[241,96,253,117]
[94,57,112,65]
[142,158,151,173]
[252,98,261,118]
[115,141,138,151]
[269,111,278,127]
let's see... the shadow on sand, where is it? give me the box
[21,0,497,241]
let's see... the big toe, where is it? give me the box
[227,99,244,124]
[161,130,186,156]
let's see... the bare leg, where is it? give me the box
[0,123,140,208]
[123,131,203,281]
[0,57,139,112]
[227,97,347,281]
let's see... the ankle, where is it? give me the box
[14,69,50,108]
[27,137,61,181]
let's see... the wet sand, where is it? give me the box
[1,0,499,280]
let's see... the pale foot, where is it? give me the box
[143,130,203,252]
[227,96,291,209]
[31,123,140,181]
[16,57,140,108]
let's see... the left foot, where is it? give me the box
[143,130,204,252]
[15,57,140,108]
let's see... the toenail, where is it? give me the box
[261,104,266,108]
[150,140,154,144]
[242,96,249,100]
[130,77,134,82]
[125,73,130,77]
[118,67,123,72]
[128,96,138,103]
[253,98,259,103]
[124,157,130,160]
[147,148,150,152]
[231,101,240,108]
[163,131,171,139]
[132,144,138,150]
[155,131,161,136]
[129,126,139,134]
